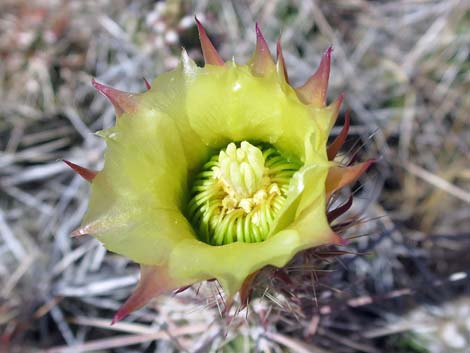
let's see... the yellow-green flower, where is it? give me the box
[67,20,372,323]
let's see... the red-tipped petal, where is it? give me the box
[195,17,224,66]
[326,160,375,197]
[112,265,179,324]
[63,160,97,182]
[327,110,351,160]
[251,23,275,76]
[143,78,151,90]
[296,47,332,106]
[276,38,289,82]
[327,195,353,223]
[92,79,138,116]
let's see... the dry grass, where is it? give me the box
[0,0,469,352]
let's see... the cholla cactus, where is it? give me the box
[66,19,373,323]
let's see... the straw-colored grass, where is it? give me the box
[1,1,468,352]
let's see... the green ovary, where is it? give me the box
[187,141,302,246]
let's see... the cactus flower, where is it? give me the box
[67,19,373,323]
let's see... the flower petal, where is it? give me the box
[112,265,189,324]
[296,47,332,106]
[168,166,334,300]
[138,55,210,172]
[271,162,329,235]
[326,160,374,197]
[327,110,350,160]
[327,94,344,129]
[63,160,97,182]
[81,112,197,264]
[95,114,187,207]
[276,38,289,83]
[77,24,374,314]
[195,17,224,66]
[185,64,320,161]
[169,230,301,300]
[90,207,194,265]
[92,79,139,116]
[250,24,275,76]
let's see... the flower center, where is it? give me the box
[187,141,301,245]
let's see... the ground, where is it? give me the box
[0,1,469,352]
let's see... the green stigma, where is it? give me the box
[187,141,302,246]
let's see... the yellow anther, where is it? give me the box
[218,142,265,198]
[188,142,302,245]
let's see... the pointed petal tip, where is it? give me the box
[276,37,289,82]
[91,78,109,95]
[276,37,282,56]
[111,310,125,325]
[194,15,205,35]
[112,266,180,324]
[296,48,334,105]
[325,45,333,57]
[254,22,268,50]
[194,17,224,66]
[91,79,138,115]
[318,46,333,76]
[255,22,263,38]
[322,46,333,64]
[63,159,97,182]
[330,93,346,115]
[328,93,345,127]
[251,23,274,75]
[349,159,375,179]
[332,93,345,109]
[326,159,375,197]
[362,158,378,170]
[327,110,351,160]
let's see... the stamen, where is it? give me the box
[187,142,302,245]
